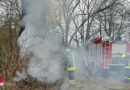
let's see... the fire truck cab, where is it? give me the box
[85,37,130,75]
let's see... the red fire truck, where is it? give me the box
[85,37,130,75]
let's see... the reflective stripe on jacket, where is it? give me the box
[125,66,130,69]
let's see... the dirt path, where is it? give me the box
[84,73,130,90]
[64,73,130,90]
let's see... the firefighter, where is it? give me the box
[124,54,130,80]
[65,48,76,86]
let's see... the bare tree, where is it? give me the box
[49,0,119,47]
[95,0,129,40]
[0,0,22,51]
[68,0,119,46]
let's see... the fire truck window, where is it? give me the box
[112,43,126,54]
[104,41,109,45]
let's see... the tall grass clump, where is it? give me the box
[0,24,54,90]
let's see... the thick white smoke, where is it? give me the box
[18,0,65,84]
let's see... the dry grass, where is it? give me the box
[0,26,55,90]
[0,54,55,90]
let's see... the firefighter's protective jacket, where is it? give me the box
[65,49,76,71]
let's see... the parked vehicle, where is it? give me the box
[85,37,130,75]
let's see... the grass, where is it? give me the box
[0,25,55,90]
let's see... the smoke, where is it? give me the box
[15,0,129,90]
[18,0,126,89]
[19,0,65,84]
[18,0,87,87]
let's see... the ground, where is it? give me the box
[1,73,130,90]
